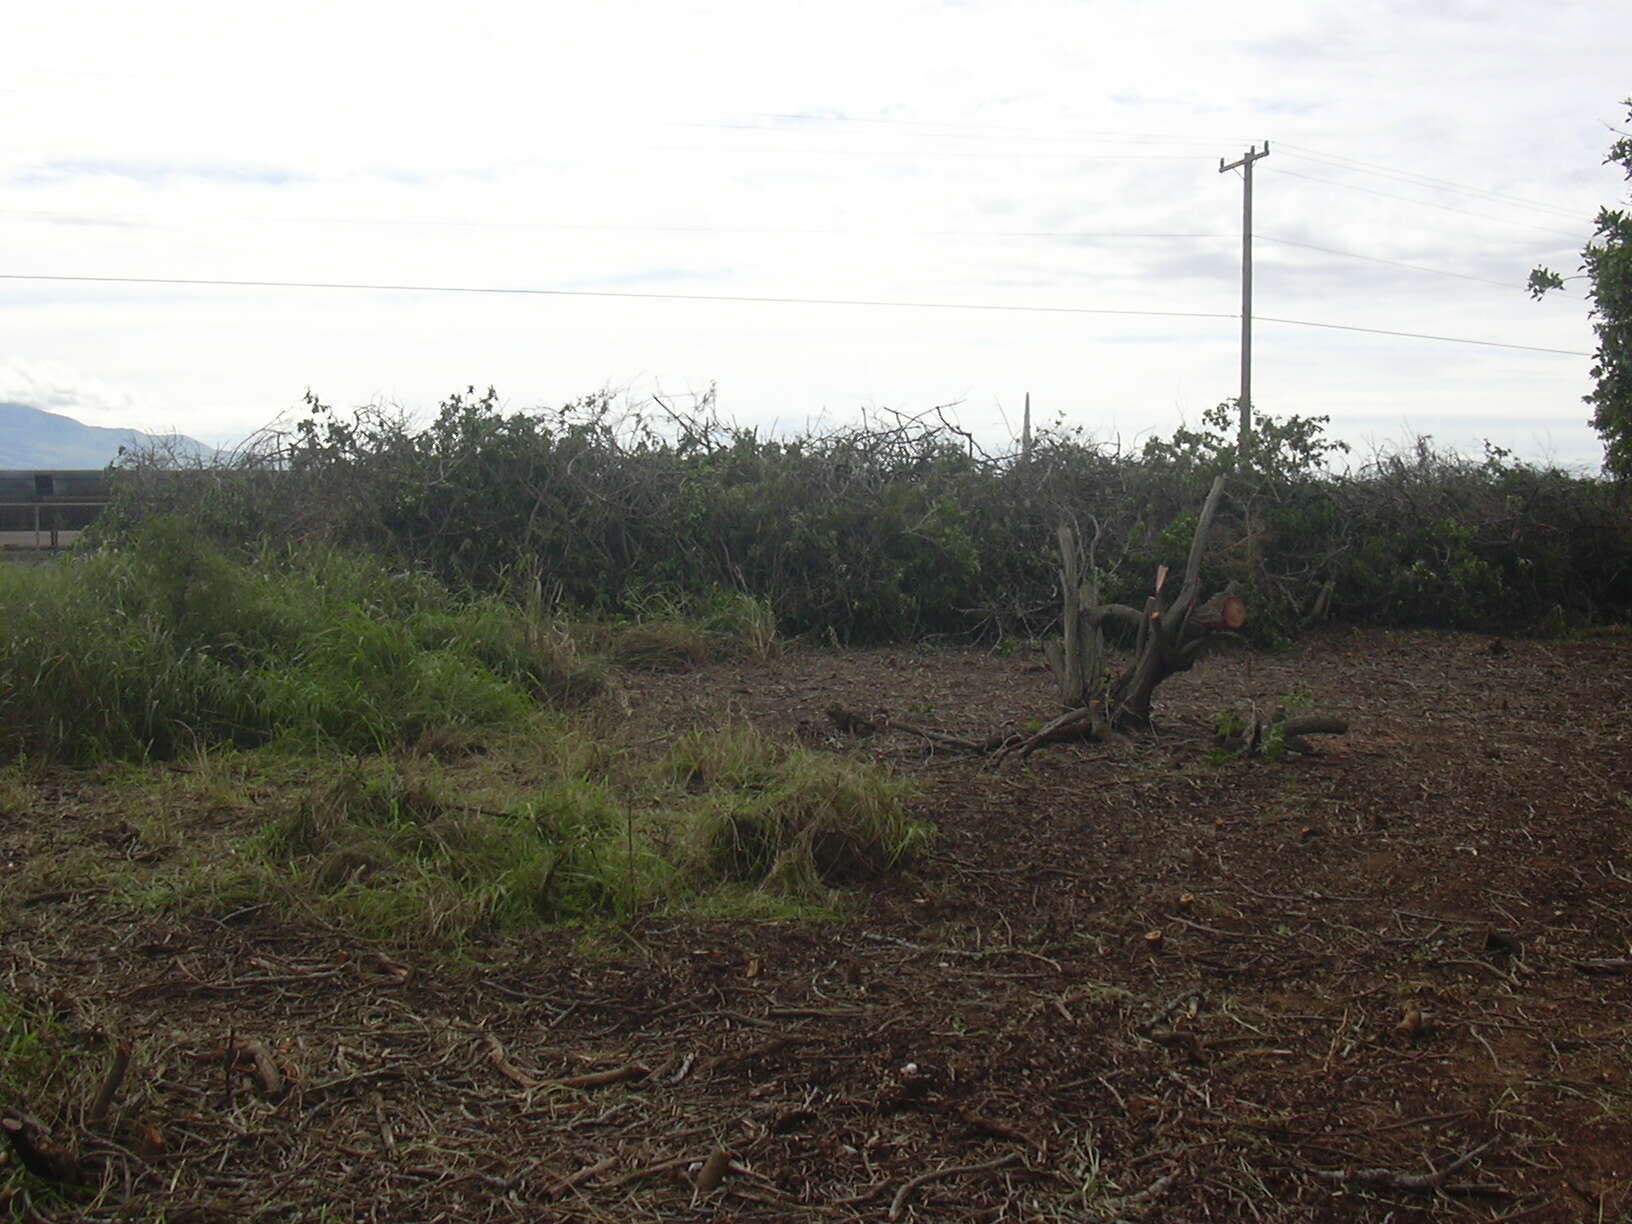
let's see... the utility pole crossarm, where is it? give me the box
[1219,141,1270,463]
[1218,141,1270,174]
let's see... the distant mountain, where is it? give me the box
[0,401,213,469]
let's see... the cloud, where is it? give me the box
[0,0,1622,470]
[0,357,142,423]
[20,158,310,187]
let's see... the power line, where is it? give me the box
[1270,167,1585,240]
[1257,315,1586,355]
[0,207,1229,241]
[0,271,1590,355]
[719,116,1589,225]
[0,205,1572,295]
[0,271,1237,321]
[660,144,1209,161]
[1275,143,1584,221]
[711,113,1592,232]
[1257,233,1529,289]
[711,114,1233,149]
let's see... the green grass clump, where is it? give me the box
[573,589,780,671]
[99,719,924,948]
[241,757,655,945]
[0,517,602,764]
[227,726,922,944]
[663,727,928,897]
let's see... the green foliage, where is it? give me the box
[1209,689,1312,763]
[0,991,70,1110]
[1211,708,1248,742]
[93,389,1632,648]
[1529,99,1632,479]
[0,522,598,763]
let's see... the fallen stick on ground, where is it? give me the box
[545,1154,618,1200]
[888,1152,1020,1221]
[1571,958,1631,975]
[558,1062,649,1089]
[88,1040,132,1125]
[481,1034,538,1090]
[1,1116,88,1185]
[1313,1140,1494,1194]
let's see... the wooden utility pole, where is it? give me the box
[1219,142,1269,462]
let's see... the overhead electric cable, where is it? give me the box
[1270,167,1585,239]
[721,113,1226,143]
[1276,143,1584,220]
[0,207,1568,294]
[661,145,1209,161]
[1256,315,1586,355]
[0,271,1236,320]
[1257,233,1530,289]
[705,113,1590,229]
[0,272,1590,355]
[0,207,1229,241]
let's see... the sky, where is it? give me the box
[2,0,1629,472]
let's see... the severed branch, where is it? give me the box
[87,1040,132,1126]
[1218,711,1350,758]
[482,1034,539,1090]
[235,1039,286,1101]
[1,1116,89,1185]
[1278,715,1350,755]
[1312,1140,1495,1194]
[545,1154,618,1201]
[1571,958,1632,975]
[993,706,1110,764]
[558,1062,650,1090]
[825,705,1006,754]
[887,1152,1020,1221]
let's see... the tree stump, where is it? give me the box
[1003,474,1247,760]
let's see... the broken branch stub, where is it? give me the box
[1105,474,1236,730]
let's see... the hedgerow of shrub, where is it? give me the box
[91,388,1632,644]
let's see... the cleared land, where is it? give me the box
[3,627,1631,1221]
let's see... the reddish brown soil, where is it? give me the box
[5,627,1632,1221]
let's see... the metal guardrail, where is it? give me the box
[0,501,109,549]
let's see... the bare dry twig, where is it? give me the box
[1313,1139,1496,1194]
[887,1151,1020,1220]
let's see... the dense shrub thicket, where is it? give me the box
[92,388,1632,643]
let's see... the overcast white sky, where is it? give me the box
[2,0,1628,470]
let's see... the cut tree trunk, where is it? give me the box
[1104,474,1238,729]
[1004,474,1248,760]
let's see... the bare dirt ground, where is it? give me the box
[4,626,1631,1221]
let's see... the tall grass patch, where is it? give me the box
[0,519,601,763]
